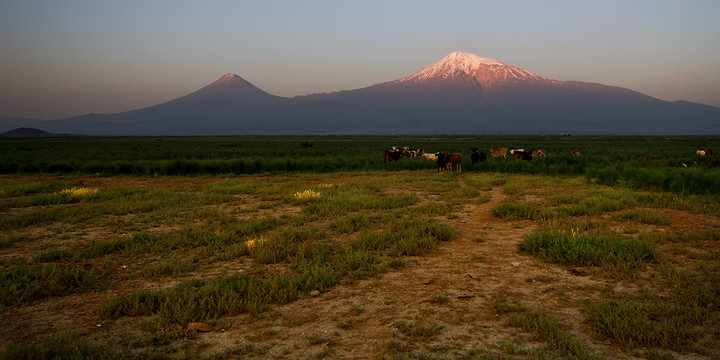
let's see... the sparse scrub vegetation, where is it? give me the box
[1,264,101,308]
[520,229,661,274]
[427,294,449,304]
[585,269,720,353]
[507,308,598,360]
[1,136,719,359]
[611,209,671,225]
[492,202,555,220]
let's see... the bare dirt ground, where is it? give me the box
[2,174,718,359]
[187,179,630,359]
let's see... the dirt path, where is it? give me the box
[200,177,626,359]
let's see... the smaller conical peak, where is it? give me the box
[219,73,240,81]
[187,73,281,100]
[208,73,251,87]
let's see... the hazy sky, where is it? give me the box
[1,0,719,119]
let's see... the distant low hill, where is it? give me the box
[0,127,85,137]
[2,51,719,135]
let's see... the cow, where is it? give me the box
[512,150,532,161]
[422,153,437,161]
[470,147,487,165]
[383,148,401,162]
[436,152,448,173]
[510,149,525,155]
[448,153,462,172]
[571,149,581,156]
[489,146,507,158]
[697,146,713,156]
[436,151,462,173]
[531,149,546,157]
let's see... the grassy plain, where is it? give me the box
[1,136,719,359]
[2,135,720,193]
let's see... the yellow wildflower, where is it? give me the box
[293,190,321,200]
[59,187,99,197]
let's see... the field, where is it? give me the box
[1,136,719,359]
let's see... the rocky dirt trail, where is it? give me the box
[199,176,628,359]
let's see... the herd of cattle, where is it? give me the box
[383,146,715,173]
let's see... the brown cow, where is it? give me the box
[446,152,462,172]
[697,146,713,156]
[383,148,401,162]
[571,149,581,156]
[512,150,532,161]
[531,149,546,157]
[436,151,462,173]
[489,146,507,158]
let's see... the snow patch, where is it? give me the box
[402,51,546,86]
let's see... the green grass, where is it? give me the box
[585,297,705,351]
[3,136,720,194]
[328,213,381,233]
[33,215,282,264]
[100,274,299,324]
[2,156,719,357]
[142,258,199,278]
[519,229,661,274]
[350,219,454,257]
[507,308,598,360]
[1,334,126,360]
[492,202,555,220]
[0,264,101,308]
[611,209,671,225]
[100,215,452,325]
[427,294,449,304]
[640,229,720,244]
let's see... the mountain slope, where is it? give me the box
[283,52,718,134]
[3,52,719,135]
[29,74,292,135]
[0,127,54,137]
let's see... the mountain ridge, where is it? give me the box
[2,51,719,135]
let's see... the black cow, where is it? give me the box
[470,147,487,165]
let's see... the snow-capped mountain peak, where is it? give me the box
[435,51,505,70]
[402,51,547,88]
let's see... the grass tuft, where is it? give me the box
[611,209,670,225]
[1,265,101,308]
[508,308,598,360]
[520,229,661,274]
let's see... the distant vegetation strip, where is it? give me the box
[1,136,719,194]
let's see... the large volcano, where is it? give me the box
[4,51,719,135]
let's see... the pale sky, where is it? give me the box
[1,0,719,119]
